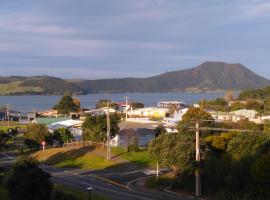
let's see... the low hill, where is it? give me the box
[1,62,269,95]
[0,76,85,95]
[75,61,270,93]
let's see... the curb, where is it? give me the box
[88,174,128,189]
[164,189,207,200]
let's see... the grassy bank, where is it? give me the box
[112,147,155,168]
[32,146,124,169]
[32,145,155,170]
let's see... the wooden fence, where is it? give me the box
[63,141,106,148]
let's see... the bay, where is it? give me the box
[0,93,224,113]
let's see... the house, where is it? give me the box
[111,121,158,147]
[33,117,70,125]
[0,110,21,122]
[38,109,58,117]
[46,119,83,141]
[157,101,187,109]
[210,109,260,123]
[128,107,169,118]
[163,108,189,123]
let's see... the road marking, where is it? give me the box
[88,174,128,189]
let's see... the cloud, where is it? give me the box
[0,0,270,78]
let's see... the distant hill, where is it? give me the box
[0,76,85,95]
[75,61,270,93]
[0,62,269,95]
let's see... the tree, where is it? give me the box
[82,114,120,142]
[226,133,270,160]
[95,99,118,109]
[53,128,74,144]
[130,102,144,109]
[149,132,195,175]
[181,107,213,123]
[53,93,79,115]
[251,153,270,197]
[177,107,214,132]
[24,124,50,149]
[6,156,53,200]
[155,124,167,137]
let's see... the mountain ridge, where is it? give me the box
[1,61,269,95]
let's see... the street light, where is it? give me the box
[86,186,93,200]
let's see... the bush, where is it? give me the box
[6,156,53,200]
[127,144,139,153]
[51,190,77,200]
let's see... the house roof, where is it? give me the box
[118,121,159,131]
[34,117,70,125]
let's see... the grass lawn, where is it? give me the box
[144,173,175,189]
[32,146,124,170]
[112,147,156,168]
[54,184,108,200]
[0,124,28,132]
[32,145,157,170]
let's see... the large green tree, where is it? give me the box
[6,156,53,200]
[24,124,50,149]
[53,128,74,144]
[82,114,120,142]
[53,94,79,115]
[149,132,195,174]
[95,99,118,109]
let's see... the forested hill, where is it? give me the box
[1,61,270,95]
[75,61,270,93]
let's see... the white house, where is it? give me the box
[210,109,260,123]
[47,119,83,141]
[157,101,187,109]
[128,107,169,118]
[111,121,158,147]
[163,108,189,123]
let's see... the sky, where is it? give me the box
[1,0,270,79]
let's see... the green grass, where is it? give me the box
[0,124,28,132]
[144,173,175,189]
[54,184,108,200]
[112,147,156,168]
[33,146,124,170]
[0,81,43,95]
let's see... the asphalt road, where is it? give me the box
[41,165,195,200]
[0,152,196,200]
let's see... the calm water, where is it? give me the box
[0,93,224,113]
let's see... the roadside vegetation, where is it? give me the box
[0,156,107,200]
[149,107,270,199]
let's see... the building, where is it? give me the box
[111,121,158,147]
[46,119,83,141]
[210,109,260,123]
[0,109,21,122]
[157,101,187,109]
[163,108,189,123]
[128,107,169,118]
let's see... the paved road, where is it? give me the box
[0,152,196,200]
[42,165,195,200]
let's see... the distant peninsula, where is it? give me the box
[1,61,270,95]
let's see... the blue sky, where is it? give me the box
[1,0,270,79]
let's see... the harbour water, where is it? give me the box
[0,93,224,113]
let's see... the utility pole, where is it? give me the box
[156,161,159,181]
[124,96,129,121]
[7,104,10,126]
[105,93,111,160]
[195,121,202,197]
